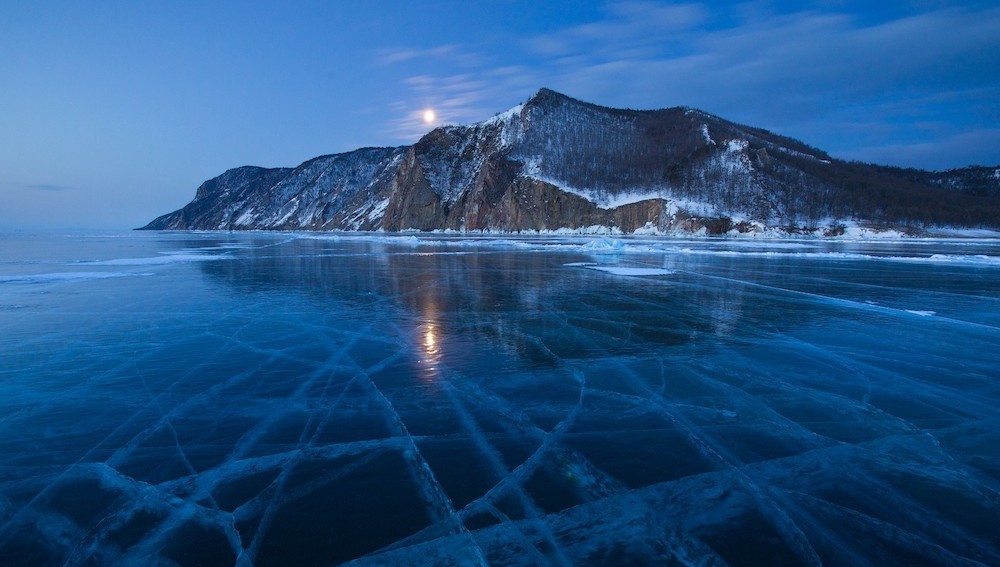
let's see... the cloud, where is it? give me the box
[377,2,1000,167]
[376,44,483,67]
[525,1,708,58]
[536,5,1000,118]
[384,73,499,140]
[838,128,1000,170]
[380,3,717,141]
[378,43,501,141]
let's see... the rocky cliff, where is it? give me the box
[142,88,1000,234]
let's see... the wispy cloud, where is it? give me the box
[379,42,501,140]
[384,73,498,140]
[376,44,483,67]
[535,5,1000,121]
[377,2,1000,167]
[839,128,1000,171]
[525,1,708,58]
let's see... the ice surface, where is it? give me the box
[1,232,999,566]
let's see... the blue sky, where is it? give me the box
[2,1,998,230]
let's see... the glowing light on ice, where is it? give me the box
[418,321,443,383]
[418,293,442,382]
[423,323,438,356]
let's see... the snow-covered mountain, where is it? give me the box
[142,88,1000,234]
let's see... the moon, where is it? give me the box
[422,109,436,124]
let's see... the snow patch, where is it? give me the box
[700,124,715,145]
[580,238,626,252]
[521,163,668,210]
[582,266,675,276]
[675,248,1000,267]
[726,138,748,153]
[0,272,153,283]
[234,208,256,226]
[79,253,229,266]
[366,198,390,222]
[840,225,907,239]
[925,227,1000,238]
[922,254,1000,266]
[481,104,523,127]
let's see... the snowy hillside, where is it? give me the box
[143,88,1000,234]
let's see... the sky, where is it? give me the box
[2,1,998,231]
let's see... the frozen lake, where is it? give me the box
[1,232,998,566]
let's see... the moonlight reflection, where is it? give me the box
[419,321,442,381]
[423,322,439,357]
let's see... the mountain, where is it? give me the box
[142,88,1000,234]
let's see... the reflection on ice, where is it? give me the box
[423,322,439,358]
[0,232,998,566]
[418,321,442,382]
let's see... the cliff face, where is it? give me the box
[143,166,293,230]
[142,88,1000,233]
[143,148,406,231]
